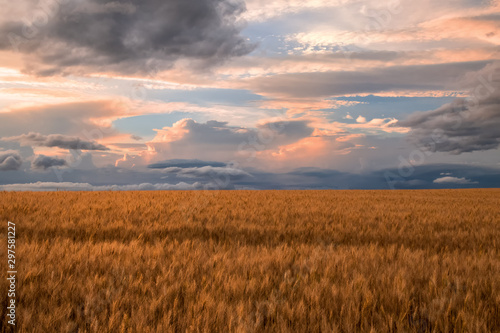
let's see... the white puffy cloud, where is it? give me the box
[356,116,367,123]
[433,176,477,184]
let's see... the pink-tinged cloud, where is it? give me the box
[144,118,328,166]
[253,134,367,171]
[0,100,122,138]
[115,153,148,168]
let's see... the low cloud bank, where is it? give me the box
[0,181,203,191]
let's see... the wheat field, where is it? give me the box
[0,189,499,332]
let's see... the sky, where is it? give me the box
[0,0,499,190]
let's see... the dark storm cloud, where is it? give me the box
[0,0,255,74]
[399,64,500,154]
[379,164,500,189]
[235,164,500,190]
[0,151,23,171]
[31,154,67,170]
[4,132,109,150]
[245,61,488,98]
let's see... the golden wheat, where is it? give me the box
[0,189,499,332]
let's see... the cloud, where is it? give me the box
[240,163,500,189]
[162,166,252,179]
[0,162,498,190]
[31,154,67,170]
[148,118,314,162]
[433,176,478,184]
[399,63,500,154]
[0,181,204,191]
[0,150,22,171]
[243,61,488,98]
[0,101,121,138]
[145,117,387,172]
[356,116,367,123]
[256,120,314,143]
[288,14,500,51]
[243,0,351,22]
[0,0,255,74]
[4,132,109,150]
[148,159,227,169]
[114,153,144,168]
